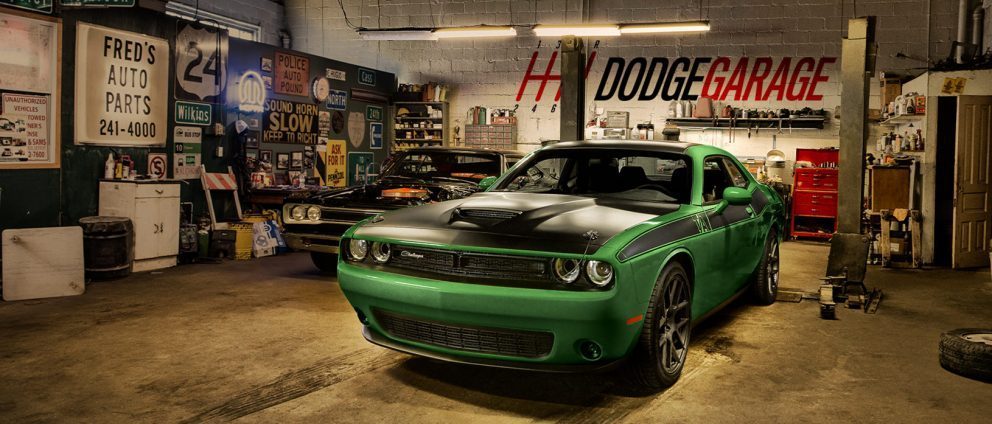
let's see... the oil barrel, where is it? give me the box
[79,216,133,280]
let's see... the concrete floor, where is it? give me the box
[1,242,990,423]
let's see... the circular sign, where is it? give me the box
[148,155,167,179]
[238,71,266,113]
[331,110,344,134]
[312,77,330,102]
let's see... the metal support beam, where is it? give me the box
[559,36,585,142]
[836,17,876,234]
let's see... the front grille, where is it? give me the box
[388,246,550,281]
[321,208,379,222]
[373,309,554,358]
[457,208,521,220]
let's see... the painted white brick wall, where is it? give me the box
[172,0,286,46]
[284,0,960,157]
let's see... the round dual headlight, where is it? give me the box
[585,260,614,287]
[348,239,369,261]
[290,205,305,221]
[306,206,321,221]
[371,242,391,263]
[552,258,581,284]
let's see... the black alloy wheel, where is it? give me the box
[752,230,779,305]
[626,261,692,390]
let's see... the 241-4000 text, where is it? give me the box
[98,119,157,138]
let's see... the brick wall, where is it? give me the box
[172,0,286,46]
[285,0,961,155]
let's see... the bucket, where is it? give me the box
[79,216,133,280]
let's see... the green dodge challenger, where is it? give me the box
[337,140,786,390]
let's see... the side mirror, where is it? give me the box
[715,187,752,214]
[478,176,498,191]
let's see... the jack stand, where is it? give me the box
[820,233,883,319]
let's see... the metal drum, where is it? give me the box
[79,216,133,280]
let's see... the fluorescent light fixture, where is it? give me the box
[434,26,517,39]
[620,21,710,34]
[533,24,621,37]
[358,29,437,41]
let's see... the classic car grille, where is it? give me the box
[388,246,550,281]
[373,309,554,358]
[320,208,379,222]
[457,208,521,220]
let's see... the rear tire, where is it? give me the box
[310,252,338,275]
[625,261,692,391]
[751,229,779,305]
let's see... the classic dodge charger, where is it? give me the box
[337,140,786,390]
[282,147,521,272]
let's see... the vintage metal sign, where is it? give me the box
[358,68,376,86]
[1,93,53,166]
[175,20,228,103]
[263,99,318,144]
[1,0,53,13]
[326,89,347,110]
[366,105,383,121]
[175,100,211,126]
[173,126,201,179]
[74,23,168,146]
[274,51,309,96]
[369,122,382,149]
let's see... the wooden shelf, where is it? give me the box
[668,116,826,130]
[880,114,925,126]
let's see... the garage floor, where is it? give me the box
[1,242,990,423]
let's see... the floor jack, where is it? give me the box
[817,233,883,319]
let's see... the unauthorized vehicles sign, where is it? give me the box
[175,101,211,126]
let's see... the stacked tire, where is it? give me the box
[939,328,992,383]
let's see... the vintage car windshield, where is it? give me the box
[382,152,502,183]
[493,148,692,204]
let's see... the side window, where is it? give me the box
[702,157,735,203]
[721,157,749,188]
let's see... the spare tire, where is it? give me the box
[939,328,992,383]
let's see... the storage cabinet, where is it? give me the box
[791,148,839,240]
[99,181,181,272]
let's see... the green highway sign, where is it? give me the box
[366,106,383,122]
[1,0,54,13]
[175,101,212,126]
[60,0,135,6]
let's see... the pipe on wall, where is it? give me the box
[957,0,970,63]
[972,6,985,54]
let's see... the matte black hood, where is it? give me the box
[353,192,683,254]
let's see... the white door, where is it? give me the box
[133,197,161,260]
[157,196,180,257]
[952,95,992,268]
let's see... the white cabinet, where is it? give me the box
[99,181,181,272]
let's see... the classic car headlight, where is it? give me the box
[552,258,581,284]
[585,260,614,287]
[306,206,321,221]
[371,242,391,263]
[290,205,306,221]
[347,239,369,261]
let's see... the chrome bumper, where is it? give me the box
[284,232,341,254]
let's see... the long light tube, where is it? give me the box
[620,21,710,34]
[533,24,621,37]
[434,26,517,39]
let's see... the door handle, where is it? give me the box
[155,189,164,194]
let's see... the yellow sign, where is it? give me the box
[325,140,347,187]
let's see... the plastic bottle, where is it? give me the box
[104,153,115,179]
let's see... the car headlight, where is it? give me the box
[290,205,305,221]
[552,258,580,284]
[371,242,391,263]
[306,206,321,221]
[585,260,614,287]
[347,239,368,261]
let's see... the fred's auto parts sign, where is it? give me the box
[75,23,168,146]
[517,50,836,104]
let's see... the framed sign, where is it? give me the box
[75,23,168,146]
[274,51,308,96]
[0,10,60,169]
[174,20,228,104]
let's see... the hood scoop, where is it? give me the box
[454,208,522,222]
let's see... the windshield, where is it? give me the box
[493,149,692,204]
[382,151,502,183]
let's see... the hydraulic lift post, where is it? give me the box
[823,17,882,319]
[559,35,585,142]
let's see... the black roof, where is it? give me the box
[402,146,524,156]
[542,140,697,154]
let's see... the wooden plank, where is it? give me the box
[2,227,85,301]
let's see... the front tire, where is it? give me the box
[751,229,779,305]
[626,261,692,391]
[310,252,338,274]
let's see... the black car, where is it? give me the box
[283,147,523,272]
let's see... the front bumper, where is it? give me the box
[284,232,340,254]
[338,262,643,369]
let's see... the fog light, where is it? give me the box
[355,308,369,325]
[579,340,603,360]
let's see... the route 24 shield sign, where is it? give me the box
[174,20,228,103]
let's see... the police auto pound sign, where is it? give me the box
[75,23,168,146]
[174,20,228,103]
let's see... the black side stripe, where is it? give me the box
[707,204,751,228]
[751,189,768,214]
[619,216,700,261]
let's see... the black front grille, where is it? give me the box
[388,246,550,281]
[321,208,379,222]
[373,309,554,358]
